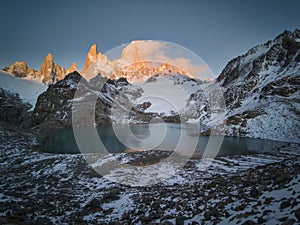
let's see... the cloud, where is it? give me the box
[119,40,213,79]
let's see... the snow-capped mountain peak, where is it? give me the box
[214,29,300,142]
[82,41,194,82]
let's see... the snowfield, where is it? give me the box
[0,71,47,107]
[135,74,202,115]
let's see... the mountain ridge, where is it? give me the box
[212,29,300,142]
[1,29,299,143]
[2,40,195,84]
[3,53,70,85]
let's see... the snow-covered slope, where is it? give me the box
[136,74,197,113]
[214,29,300,142]
[133,74,209,122]
[0,71,47,107]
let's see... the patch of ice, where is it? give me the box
[101,194,135,220]
[104,161,180,186]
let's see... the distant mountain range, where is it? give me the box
[2,41,193,84]
[2,53,77,85]
[0,29,299,143]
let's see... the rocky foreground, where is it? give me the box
[0,122,300,225]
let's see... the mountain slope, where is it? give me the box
[215,29,300,142]
[133,74,209,123]
[0,71,47,107]
[0,71,47,127]
[30,72,140,131]
[30,71,209,131]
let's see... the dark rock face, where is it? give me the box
[129,111,181,124]
[30,72,142,131]
[31,71,109,130]
[295,208,300,221]
[31,71,150,144]
[216,29,300,141]
[0,88,32,127]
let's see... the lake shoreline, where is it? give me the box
[41,123,288,157]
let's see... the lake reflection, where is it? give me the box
[43,123,286,156]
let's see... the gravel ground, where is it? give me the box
[0,122,300,225]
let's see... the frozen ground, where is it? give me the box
[0,122,300,224]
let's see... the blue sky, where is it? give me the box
[0,0,299,76]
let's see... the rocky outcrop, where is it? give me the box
[215,29,300,142]
[39,53,66,84]
[89,75,144,123]
[30,71,145,137]
[82,44,110,75]
[1,123,299,224]
[66,62,78,74]
[3,61,37,78]
[82,44,98,74]
[31,71,111,131]
[81,44,112,80]
[3,54,78,85]
[0,87,32,127]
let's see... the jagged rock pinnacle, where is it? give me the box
[39,53,66,84]
[89,44,97,58]
[3,61,37,78]
[82,44,98,74]
[39,53,54,74]
[67,62,78,74]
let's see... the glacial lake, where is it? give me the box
[42,123,287,156]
